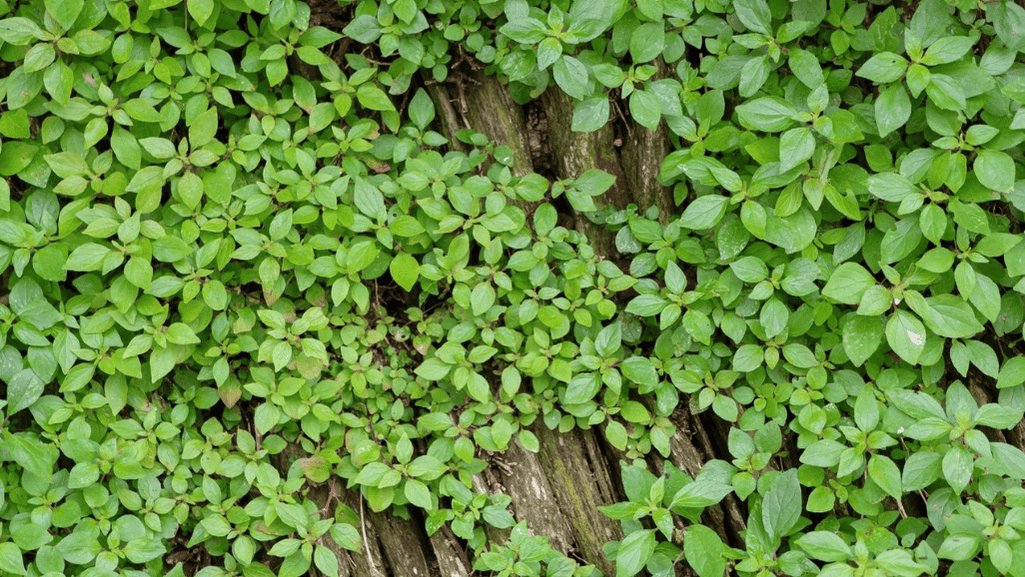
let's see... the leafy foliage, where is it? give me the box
[1,0,1025,576]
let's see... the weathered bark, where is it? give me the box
[428,530,472,577]
[532,424,624,574]
[368,508,436,577]
[620,121,673,223]
[492,438,577,553]
[665,407,748,545]
[272,445,440,577]
[428,81,471,157]
[421,69,703,575]
[426,73,535,177]
[537,89,625,256]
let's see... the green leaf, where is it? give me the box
[823,262,876,305]
[415,358,451,381]
[919,203,947,244]
[926,74,966,111]
[45,0,83,30]
[149,346,177,382]
[390,252,420,291]
[974,149,1014,192]
[187,0,214,26]
[679,195,728,229]
[500,18,546,43]
[762,469,801,545]
[553,55,589,100]
[344,15,382,43]
[314,546,340,577]
[921,294,984,338]
[739,55,770,97]
[998,356,1025,389]
[921,36,976,66]
[10,522,50,551]
[0,142,39,176]
[356,85,395,111]
[626,294,667,316]
[795,532,852,563]
[189,108,219,148]
[778,127,815,173]
[630,22,665,63]
[10,278,62,329]
[684,525,726,577]
[124,539,166,563]
[842,316,882,366]
[886,310,926,365]
[974,404,1023,429]
[0,18,45,45]
[856,52,908,84]
[902,451,942,491]
[875,84,911,137]
[736,97,797,132]
[867,454,902,499]
[616,529,656,577]
[0,542,26,575]
[621,356,657,387]
[563,372,601,404]
[788,48,823,88]
[993,1,1025,52]
[407,88,434,130]
[202,279,229,310]
[733,345,764,372]
[763,207,816,253]
[404,478,434,510]
[572,96,610,132]
[867,172,916,202]
[760,298,789,339]
[942,445,973,493]
[5,431,54,480]
[629,89,662,131]
[7,369,43,415]
[734,0,771,34]
[670,479,732,509]
[937,534,980,561]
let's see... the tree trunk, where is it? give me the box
[416,69,754,575]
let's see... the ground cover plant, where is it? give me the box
[1,0,1025,575]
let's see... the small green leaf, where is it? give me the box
[885,310,926,365]
[856,52,908,84]
[788,48,824,89]
[823,262,877,305]
[684,525,726,577]
[390,252,420,291]
[867,454,902,499]
[843,316,883,366]
[679,195,728,229]
[343,15,382,43]
[45,0,83,30]
[629,22,665,63]
[875,84,911,137]
[0,542,26,575]
[572,96,610,132]
[615,529,656,577]
[778,127,815,172]
[942,445,973,494]
[553,55,590,100]
[629,89,662,131]
[407,88,435,130]
[762,469,801,545]
[974,149,1014,192]
[795,532,852,563]
[733,0,771,34]
[998,357,1025,389]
